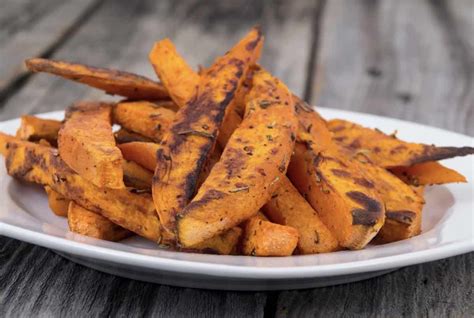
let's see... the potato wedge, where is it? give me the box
[288,143,385,249]
[177,69,297,247]
[4,137,161,241]
[149,39,200,107]
[190,227,242,255]
[328,119,474,168]
[113,101,175,142]
[153,27,263,240]
[45,186,70,217]
[262,177,339,254]
[122,160,153,190]
[241,217,299,256]
[16,115,61,146]
[59,102,124,189]
[390,161,466,185]
[68,201,132,241]
[25,58,168,100]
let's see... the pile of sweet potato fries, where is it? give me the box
[1,27,472,256]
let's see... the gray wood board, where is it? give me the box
[309,0,474,136]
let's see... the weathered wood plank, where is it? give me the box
[276,253,473,317]
[309,0,474,136]
[0,0,102,97]
[0,236,266,317]
[0,0,317,120]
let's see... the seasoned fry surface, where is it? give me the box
[153,27,263,241]
[59,102,124,189]
[25,58,168,100]
[68,202,132,241]
[328,119,474,167]
[177,69,297,247]
[16,115,61,146]
[391,161,466,185]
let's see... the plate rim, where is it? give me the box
[1,108,473,280]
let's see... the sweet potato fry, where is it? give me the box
[288,143,385,249]
[153,27,264,240]
[241,217,299,256]
[4,137,161,241]
[113,101,175,142]
[190,227,242,255]
[122,160,153,190]
[149,39,200,107]
[176,69,297,247]
[335,151,425,243]
[68,201,132,241]
[390,161,467,185]
[328,119,474,168]
[262,177,340,254]
[118,142,159,171]
[59,102,124,189]
[293,96,333,152]
[16,115,61,146]
[45,186,70,217]
[25,58,168,100]
[114,129,152,144]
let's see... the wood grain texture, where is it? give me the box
[0,0,102,96]
[310,0,474,136]
[0,236,266,317]
[0,0,473,317]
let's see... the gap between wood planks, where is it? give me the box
[0,0,105,108]
[303,0,326,102]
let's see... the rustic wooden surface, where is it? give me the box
[0,0,473,317]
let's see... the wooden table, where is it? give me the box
[0,0,472,316]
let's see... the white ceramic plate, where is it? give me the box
[0,109,473,291]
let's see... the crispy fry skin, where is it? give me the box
[391,161,467,185]
[58,102,124,189]
[241,218,299,256]
[149,39,200,107]
[118,142,159,171]
[122,160,153,190]
[113,101,175,142]
[328,119,474,168]
[25,58,168,100]
[45,186,70,217]
[262,177,339,254]
[68,202,132,241]
[153,27,263,240]
[177,69,297,247]
[4,138,161,241]
[288,143,385,249]
[16,115,61,146]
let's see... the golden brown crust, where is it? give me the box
[45,186,70,217]
[16,115,61,146]
[25,58,168,100]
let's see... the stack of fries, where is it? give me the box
[1,27,473,256]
